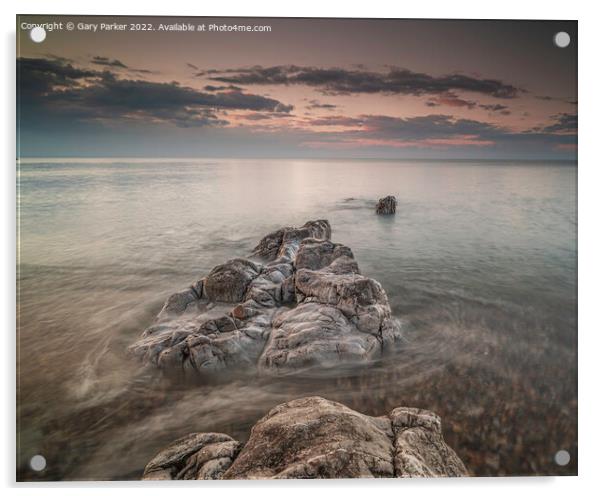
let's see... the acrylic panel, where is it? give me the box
[16,16,577,481]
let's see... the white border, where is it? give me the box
[3,1,601,495]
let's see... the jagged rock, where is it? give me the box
[129,220,402,375]
[376,195,397,215]
[142,397,467,480]
[295,238,356,272]
[390,407,467,477]
[252,220,331,261]
[143,432,241,480]
[259,302,381,370]
[203,258,262,303]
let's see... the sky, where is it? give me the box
[17,16,577,159]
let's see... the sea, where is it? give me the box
[16,158,577,479]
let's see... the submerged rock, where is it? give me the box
[376,195,397,215]
[129,220,402,375]
[142,397,468,480]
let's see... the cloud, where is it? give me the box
[538,113,577,133]
[200,65,520,98]
[91,56,158,75]
[131,68,155,75]
[18,57,99,96]
[307,115,364,127]
[302,113,576,151]
[18,57,293,128]
[91,56,128,69]
[479,103,509,113]
[310,113,501,139]
[425,94,512,114]
[306,99,338,110]
[239,113,277,121]
[536,95,578,105]
[359,114,501,141]
[242,114,273,121]
[426,92,477,109]
[17,58,574,158]
[204,84,243,92]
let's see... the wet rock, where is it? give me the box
[157,288,199,319]
[129,220,402,375]
[295,238,357,272]
[203,258,262,303]
[259,302,381,370]
[252,220,331,261]
[142,432,241,480]
[258,260,400,370]
[376,195,397,215]
[142,397,467,480]
[390,407,468,477]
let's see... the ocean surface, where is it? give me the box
[17,158,577,479]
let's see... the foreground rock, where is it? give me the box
[142,397,468,479]
[376,195,397,215]
[129,220,402,375]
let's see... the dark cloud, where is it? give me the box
[426,95,512,114]
[131,68,155,75]
[91,56,158,75]
[479,103,509,112]
[538,113,577,133]
[306,99,338,110]
[200,65,520,98]
[18,57,293,128]
[304,113,576,150]
[17,57,573,157]
[186,62,199,71]
[307,115,364,127]
[204,84,243,92]
[425,92,477,109]
[536,95,577,105]
[17,57,100,96]
[360,114,501,140]
[91,56,128,69]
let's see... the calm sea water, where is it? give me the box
[17,158,577,480]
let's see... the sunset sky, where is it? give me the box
[17,16,577,159]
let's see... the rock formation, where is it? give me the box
[142,396,468,480]
[376,195,397,215]
[129,220,402,374]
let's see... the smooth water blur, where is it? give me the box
[17,158,577,479]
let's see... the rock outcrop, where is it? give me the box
[142,397,468,480]
[129,220,402,375]
[142,432,242,480]
[376,196,397,215]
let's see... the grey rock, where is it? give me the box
[390,407,468,477]
[376,195,397,215]
[157,288,199,319]
[252,219,331,261]
[129,220,401,375]
[142,397,468,480]
[203,258,262,303]
[142,432,241,480]
[295,267,396,338]
[259,302,381,370]
[295,238,357,272]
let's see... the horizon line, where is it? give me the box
[17,156,578,163]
